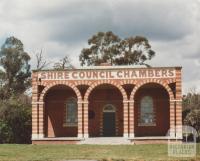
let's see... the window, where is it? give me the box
[64,97,77,126]
[139,96,155,126]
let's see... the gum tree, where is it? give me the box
[79,31,155,67]
[0,36,31,99]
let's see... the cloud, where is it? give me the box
[0,0,199,93]
[111,0,197,41]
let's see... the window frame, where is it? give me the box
[63,97,78,127]
[138,95,156,126]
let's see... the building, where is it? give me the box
[32,66,182,144]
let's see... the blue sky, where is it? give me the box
[0,0,200,93]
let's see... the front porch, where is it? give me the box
[32,82,183,143]
[32,136,181,145]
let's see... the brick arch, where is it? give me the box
[165,78,176,85]
[130,79,174,100]
[119,79,137,86]
[84,80,128,101]
[73,80,91,86]
[39,82,82,102]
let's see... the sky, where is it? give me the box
[0,0,200,93]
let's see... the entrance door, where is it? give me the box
[103,104,116,136]
[103,112,115,136]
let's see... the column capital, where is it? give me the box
[79,101,88,104]
[170,99,182,102]
[123,100,129,104]
[32,101,44,105]
[123,100,134,103]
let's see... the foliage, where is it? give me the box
[184,109,200,137]
[115,36,155,66]
[0,36,31,99]
[80,31,121,66]
[54,55,74,69]
[182,90,200,110]
[79,31,155,66]
[0,121,13,143]
[183,89,200,140]
[0,37,31,144]
[0,96,31,143]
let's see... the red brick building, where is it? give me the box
[32,66,182,144]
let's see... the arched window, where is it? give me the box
[139,96,155,126]
[64,97,77,126]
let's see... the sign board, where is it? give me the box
[38,68,176,80]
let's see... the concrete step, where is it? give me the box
[79,137,132,145]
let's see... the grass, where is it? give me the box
[0,144,199,161]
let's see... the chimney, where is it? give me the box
[100,62,112,66]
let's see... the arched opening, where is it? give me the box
[134,83,170,136]
[88,84,123,137]
[44,85,78,137]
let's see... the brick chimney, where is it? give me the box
[100,62,112,66]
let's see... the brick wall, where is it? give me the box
[134,85,170,136]
[32,67,182,141]
[88,87,123,136]
[45,88,77,137]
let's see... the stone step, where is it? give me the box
[79,137,132,145]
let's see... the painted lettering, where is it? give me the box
[139,70,147,77]
[39,68,176,80]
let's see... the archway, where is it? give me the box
[88,84,123,137]
[44,85,78,137]
[134,83,170,136]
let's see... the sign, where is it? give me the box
[38,68,176,80]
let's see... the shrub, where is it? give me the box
[0,97,31,143]
[184,109,200,141]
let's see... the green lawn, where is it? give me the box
[0,144,199,161]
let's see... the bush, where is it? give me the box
[184,109,200,141]
[0,121,13,143]
[0,97,31,143]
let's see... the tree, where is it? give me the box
[114,36,155,67]
[79,31,121,66]
[79,31,155,66]
[183,88,200,110]
[35,49,51,70]
[0,36,31,99]
[54,56,74,70]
